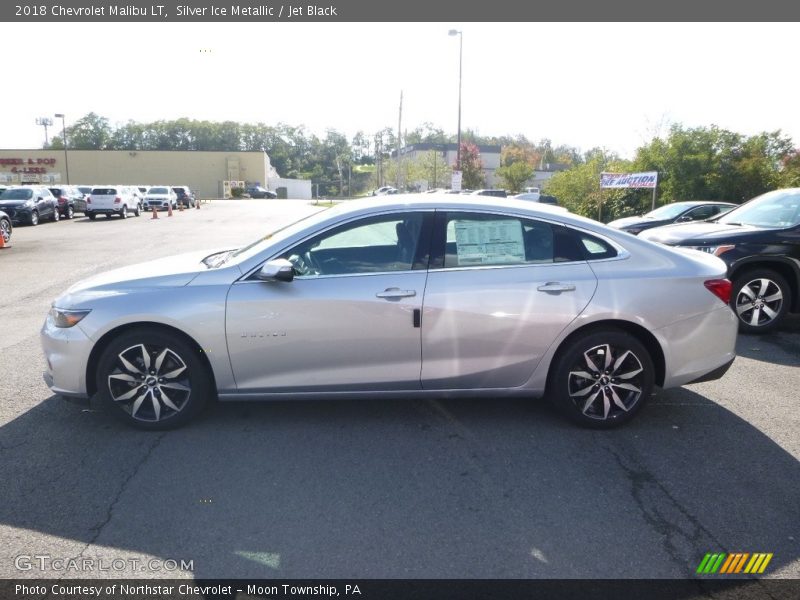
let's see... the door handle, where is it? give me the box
[537,282,576,293]
[376,288,417,299]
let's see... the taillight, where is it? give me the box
[704,279,732,304]
[86,196,91,203]
[114,197,121,204]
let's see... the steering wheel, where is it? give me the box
[288,252,319,276]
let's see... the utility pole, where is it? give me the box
[396,90,403,190]
[36,117,53,146]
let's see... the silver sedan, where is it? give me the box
[41,195,738,429]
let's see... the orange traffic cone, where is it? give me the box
[167,202,173,217]
[0,234,9,250]
[151,206,158,219]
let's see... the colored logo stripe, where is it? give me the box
[697,553,773,575]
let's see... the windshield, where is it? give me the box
[223,205,341,265]
[0,188,33,200]
[646,203,693,220]
[149,187,169,194]
[718,189,800,228]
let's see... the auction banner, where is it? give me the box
[600,171,658,189]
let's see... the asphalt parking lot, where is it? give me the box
[0,200,797,581]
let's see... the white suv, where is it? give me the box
[86,185,140,220]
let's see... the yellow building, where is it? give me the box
[0,149,283,199]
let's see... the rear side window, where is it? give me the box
[576,232,618,260]
[92,188,117,195]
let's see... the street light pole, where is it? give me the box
[35,117,53,146]
[54,113,69,184]
[448,29,463,171]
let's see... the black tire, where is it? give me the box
[549,328,654,428]
[0,218,10,243]
[88,212,97,221]
[66,205,74,219]
[119,205,128,219]
[29,211,39,226]
[731,269,791,334]
[134,203,141,217]
[52,208,60,222]
[95,328,212,430]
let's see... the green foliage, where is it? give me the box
[496,161,534,193]
[231,186,246,198]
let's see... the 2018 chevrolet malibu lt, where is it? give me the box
[640,188,800,333]
[608,201,736,235]
[41,195,738,430]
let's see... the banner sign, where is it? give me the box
[600,171,658,189]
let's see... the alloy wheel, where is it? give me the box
[107,343,192,423]
[567,343,645,421]
[0,219,9,242]
[735,277,783,328]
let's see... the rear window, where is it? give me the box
[91,188,117,195]
[149,187,169,194]
[49,188,64,196]
[0,188,33,200]
[576,232,618,260]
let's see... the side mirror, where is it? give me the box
[256,258,294,282]
[676,215,692,222]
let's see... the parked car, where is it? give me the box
[640,188,800,333]
[373,186,397,196]
[76,185,93,199]
[172,186,197,207]
[42,194,737,430]
[86,185,140,220]
[513,192,561,206]
[0,210,11,244]
[245,186,277,200]
[143,186,177,211]
[470,189,508,198]
[608,201,736,235]
[49,185,88,219]
[0,186,59,225]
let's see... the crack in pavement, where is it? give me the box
[602,442,725,574]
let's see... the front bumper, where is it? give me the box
[7,208,32,225]
[40,314,93,398]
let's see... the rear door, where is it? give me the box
[90,187,118,210]
[420,210,598,390]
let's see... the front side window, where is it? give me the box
[280,213,428,277]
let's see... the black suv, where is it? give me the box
[49,185,87,219]
[172,186,196,208]
[641,188,800,333]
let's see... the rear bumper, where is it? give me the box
[657,305,738,389]
[86,207,123,214]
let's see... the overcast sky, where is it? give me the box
[1,22,797,158]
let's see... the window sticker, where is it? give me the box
[453,219,525,265]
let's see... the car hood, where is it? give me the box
[58,249,226,304]
[640,222,761,244]
[0,200,30,208]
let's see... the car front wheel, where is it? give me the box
[732,269,790,334]
[29,211,39,226]
[95,328,211,430]
[550,329,654,428]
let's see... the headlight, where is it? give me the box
[25,200,35,207]
[50,307,91,328]
[683,244,735,257]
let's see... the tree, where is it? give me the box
[459,141,485,189]
[496,162,534,193]
[59,112,113,149]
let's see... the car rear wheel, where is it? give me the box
[66,205,74,219]
[88,213,96,221]
[95,328,211,430]
[52,208,60,222]
[29,211,39,226]
[134,203,140,217]
[120,205,128,219]
[0,218,10,243]
[732,269,790,334]
[550,329,654,428]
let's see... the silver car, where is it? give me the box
[41,195,738,430]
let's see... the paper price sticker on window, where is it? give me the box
[454,219,525,266]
